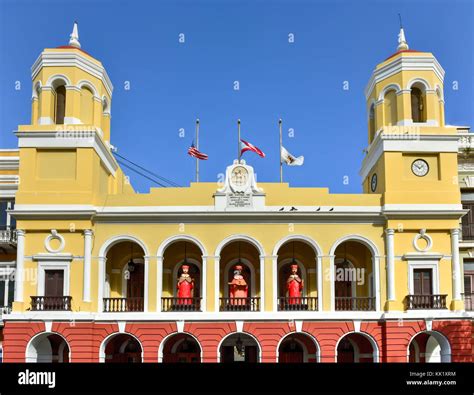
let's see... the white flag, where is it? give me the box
[281,146,304,166]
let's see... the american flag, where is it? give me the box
[187,143,208,160]
[240,139,265,158]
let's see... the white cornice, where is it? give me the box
[0,156,19,170]
[15,129,118,176]
[31,51,113,97]
[3,310,470,321]
[365,54,445,100]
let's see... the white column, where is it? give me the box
[14,230,25,302]
[201,256,207,312]
[316,256,323,311]
[97,256,106,312]
[214,257,220,312]
[450,228,461,301]
[259,255,265,311]
[385,229,396,301]
[329,255,335,311]
[144,256,149,312]
[83,229,93,302]
[156,255,163,312]
[272,255,278,312]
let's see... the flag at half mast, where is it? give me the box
[240,139,266,158]
[281,146,304,166]
[188,142,208,160]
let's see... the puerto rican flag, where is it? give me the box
[187,142,208,160]
[240,139,265,158]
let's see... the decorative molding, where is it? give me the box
[413,229,433,252]
[15,130,118,176]
[44,229,65,253]
[32,50,113,97]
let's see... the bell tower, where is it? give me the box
[15,23,130,207]
[30,22,113,142]
[360,26,459,206]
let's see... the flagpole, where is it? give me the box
[195,119,200,182]
[237,119,241,163]
[279,118,283,183]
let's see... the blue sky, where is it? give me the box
[0,0,473,193]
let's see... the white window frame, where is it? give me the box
[0,264,15,307]
[407,260,440,295]
[37,261,70,296]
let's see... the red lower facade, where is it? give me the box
[2,319,472,363]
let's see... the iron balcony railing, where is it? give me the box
[161,297,202,312]
[406,294,447,310]
[0,229,16,246]
[30,296,72,311]
[277,297,318,311]
[462,293,474,311]
[219,297,260,312]
[103,297,144,312]
[335,297,376,311]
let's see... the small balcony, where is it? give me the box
[219,297,260,312]
[30,296,72,311]
[1,306,12,314]
[161,297,202,312]
[462,293,474,311]
[103,297,144,312]
[405,294,447,310]
[0,228,16,246]
[335,297,376,311]
[277,297,318,311]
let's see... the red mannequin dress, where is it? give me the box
[287,264,303,304]
[177,265,194,305]
[229,265,248,305]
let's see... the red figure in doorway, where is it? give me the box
[229,265,248,305]
[177,264,194,305]
[287,264,303,304]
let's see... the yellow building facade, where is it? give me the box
[1,24,472,363]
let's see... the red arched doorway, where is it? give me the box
[104,334,142,363]
[162,334,201,363]
[278,333,318,363]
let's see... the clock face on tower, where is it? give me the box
[370,173,377,192]
[411,159,429,177]
[231,166,249,187]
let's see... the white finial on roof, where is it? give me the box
[69,21,81,48]
[397,14,409,51]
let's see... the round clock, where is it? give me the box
[370,173,377,192]
[231,166,249,187]
[411,159,429,177]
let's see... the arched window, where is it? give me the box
[368,104,375,142]
[80,86,94,124]
[54,85,66,124]
[384,90,398,126]
[411,84,426,123]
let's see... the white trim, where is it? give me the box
[5,310,469,321]
[32,51,114,97]
[217,331,262,363]
[45,74,72,87]
[360,133,460,181]
[335,331,379,363]
[406,77,431,91]
[276,332,321,363]
[329,235,381,312]
[15,131,118,176]
[157,332,202,362]
[407,260,440,295]
[407,330,451,363]
[215,234,265,257]
[378,83,401,101]
[98,235,150,312]
[76,79,99,97]
[99,332,143,363]
[25,331,71,363]
[37,260,71,296]
[365,54,445,99]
